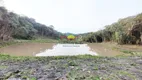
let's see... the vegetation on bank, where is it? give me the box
[59,38,83,44]
[15,38,59,43]
[0,38,83,49]
[0,53,111,62]
[0,40,18,48]
[82,13,142,45]
[0,38,84,48]
[0,54,102,61]
[0,38,59,48]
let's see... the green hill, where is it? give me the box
[82,13,142,44]
[0,7,62,41]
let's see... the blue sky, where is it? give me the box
[3,0,142,33]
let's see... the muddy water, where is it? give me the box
[88,43,124,57]
[0,43,123,56]
[0,43,55,56]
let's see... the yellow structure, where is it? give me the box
[67,35,75,40]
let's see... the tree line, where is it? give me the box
[82,13,142,45]
[0,7,62,41]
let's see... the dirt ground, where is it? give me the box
[0,55,142,80]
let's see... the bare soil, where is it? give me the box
[0,56,142,80]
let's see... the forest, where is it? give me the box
[82,13,142,45]
[0,7,61,41]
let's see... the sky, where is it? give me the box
[2,0,142,33]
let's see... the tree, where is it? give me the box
[0,7,61,40]
[0,7,14,41]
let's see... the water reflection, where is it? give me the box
[36,44,98,56]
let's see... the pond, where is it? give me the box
[0,43,123,57]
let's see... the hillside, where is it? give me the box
[82,13,142,45]
[0,7,61,41]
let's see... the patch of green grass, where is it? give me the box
[35,54,102,60]
[0,54,102,62]
[0,53,132,62]
[0,54,11,60]
[21,76,37,80]
[89,76,101,80]
[118,71,136,80]
[29,77,37,80]
[14,38,59,43]
[0,54,37,62]
[121,50,133,54]
[93,66,99,70]
[29,38,58,43]
[0,41,18,48]
[22,76,28,79]
[0,38,58,48]
[121,50,142,56]
[68,61,78,66]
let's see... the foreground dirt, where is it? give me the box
[0,56,142,80]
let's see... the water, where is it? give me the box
[36,44,97,56]
[0,43,55,56]
[0,43,123,56]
